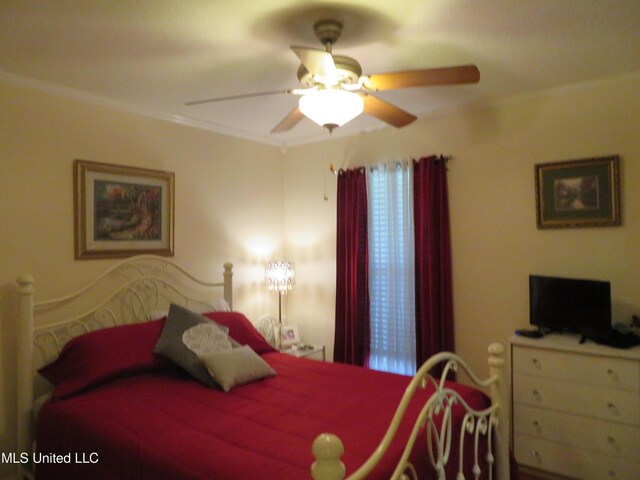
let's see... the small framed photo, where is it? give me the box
[281,325,300,346]
[74,160,175,259]
[535,156,620,229]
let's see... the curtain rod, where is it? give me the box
[329,155,452,175]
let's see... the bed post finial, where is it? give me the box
[16,274,35,476]
[488,342,510,480]
[223,262,233,310]
[311,433,346,480]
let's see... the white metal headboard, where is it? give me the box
[15,255,233,476]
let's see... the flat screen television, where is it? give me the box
[529,275,612,341]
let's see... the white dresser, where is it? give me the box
[510,334,640,480]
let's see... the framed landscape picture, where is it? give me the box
[74,160,174,259]
[535,156,620,229]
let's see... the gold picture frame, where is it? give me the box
[74,160,175,259]
[535,156,621,229]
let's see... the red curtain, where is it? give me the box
[413,156,455,373]
[334,168,370,366]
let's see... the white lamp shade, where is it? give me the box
[299,89,364,128]
[265,261,295,293]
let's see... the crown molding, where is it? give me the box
[0,70,283,147]
[3,69,639,149]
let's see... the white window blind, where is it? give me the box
[367,162,416,376]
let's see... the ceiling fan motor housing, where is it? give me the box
[297,55,362,88]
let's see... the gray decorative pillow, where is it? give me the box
[200,346,276,392]
[154,304,230,387]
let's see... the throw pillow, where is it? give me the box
[200,346,276,392]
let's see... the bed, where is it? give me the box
[15,255,511,480]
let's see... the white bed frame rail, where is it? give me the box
[310,344,509,480]
[16,255,509,480]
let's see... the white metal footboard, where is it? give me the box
[311,344,509,480]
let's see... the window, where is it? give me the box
[367,163,416,375]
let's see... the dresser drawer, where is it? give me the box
[513,373,640,425]
[515,434,640,480]
[514,404,640,460]
[513,345,640,391]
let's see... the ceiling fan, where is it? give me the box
[186,20,480,134]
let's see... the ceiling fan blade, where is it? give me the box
[363,65,480,91]
[291,46,337,82]
[271,106,305,133]
[185,90,289,106]
[360,93,417,128]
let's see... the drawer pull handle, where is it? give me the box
[531,450,541,463]
[607,436,620,451]
[532,358,541,369]
[606,368,619,380]
[532,420,542,433]
[607,402,620,416]
[532,389,542,401]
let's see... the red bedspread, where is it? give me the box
[36,352,491,480]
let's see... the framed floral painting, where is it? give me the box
[535,156,621,229]
[74,160,174,259]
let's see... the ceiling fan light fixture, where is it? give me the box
[298,89,364,129]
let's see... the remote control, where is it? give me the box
[515,329,544,338]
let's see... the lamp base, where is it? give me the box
[277,292,283,349]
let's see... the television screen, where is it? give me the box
[529,275,612,340]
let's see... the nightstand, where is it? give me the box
[280,344,326,361]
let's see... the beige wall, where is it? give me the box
[284,73,640,376]
[0,82,283,478]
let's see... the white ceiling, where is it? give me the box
[1,0,639,146]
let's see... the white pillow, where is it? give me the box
[211,298,231,312]
[149,310,169,321]
[188,299,232,314]
[148,299,230,321]
[200,346,276,392]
